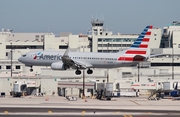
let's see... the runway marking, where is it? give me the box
[81,110,86,116]
[4,111,8,114]
[114,111,120,114]
[147,112,152,114]
[129,100,141,106]
[123,115,133,117]
[48,110,52,114]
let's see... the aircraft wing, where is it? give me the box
[73,60,93,69]
[61,48,93,69]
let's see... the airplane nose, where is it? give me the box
[18,57,22,62]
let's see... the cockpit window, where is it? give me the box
[22,54,26,57]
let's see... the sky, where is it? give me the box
[0,0,180,35]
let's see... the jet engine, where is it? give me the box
[51,61,67,70]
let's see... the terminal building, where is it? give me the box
[0,20,180,97]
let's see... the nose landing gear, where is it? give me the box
[30,66,33,72]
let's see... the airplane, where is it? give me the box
[18,25,154,75]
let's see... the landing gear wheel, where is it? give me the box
[30,68,33,72]
[87,69,93,74]
[30,66,33,72]
[75,70,81,75]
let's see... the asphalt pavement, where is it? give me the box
[0,95,180,117]
[0,114,180,117]
[1,107,180,113]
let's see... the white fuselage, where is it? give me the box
[18,51,138,69]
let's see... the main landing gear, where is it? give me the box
[75,68,93,75]
[30,66,33,72]
[75,69,81,75]
[87,69,93,74]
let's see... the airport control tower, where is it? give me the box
[89,18,112,36]
[88,18,113,52]
[91,18,104,36]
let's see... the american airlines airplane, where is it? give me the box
[18,25,153,75]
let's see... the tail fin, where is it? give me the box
[174,82,178,90]
[126,25,153,55]
[118,26,153,61]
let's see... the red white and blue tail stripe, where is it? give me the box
[118,25,153,61]
[129,25,152,49]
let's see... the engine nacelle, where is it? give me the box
[51,61,67,70]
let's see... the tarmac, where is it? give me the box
[0,96,180,117]
[0,95,180,110]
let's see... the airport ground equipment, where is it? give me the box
[34,93,44,97]
[158,81,180,97]
[131,82,163,91]
[0,92,5,97]
[12,81,27,97]
[130,82,164,100]
[105,82,113,97]
[119,91,137,97]
[131,81,180,99]
[96,89,104,100]
[148,89,164,100]
[169,82,180,97]
[65,96,77,101]
[95,82,114,100]
[163,81,180,91]
[113,92,120,97]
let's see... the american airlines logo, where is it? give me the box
[34,52,62,60]
[33,52,42,59]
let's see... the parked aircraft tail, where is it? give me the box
[174,82,178,90]
[170,82,179,97]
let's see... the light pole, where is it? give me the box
[107,42,110,82]
[101,39,103,53]
[111,39,113,52]
[121,39,122,51]
[83,69,85,98]
[172,43,174,80]
[43,38,45,50]
[10,42,12,78]
[82,46,85,98]
[107,69,109,83]
[138,63,140,82]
